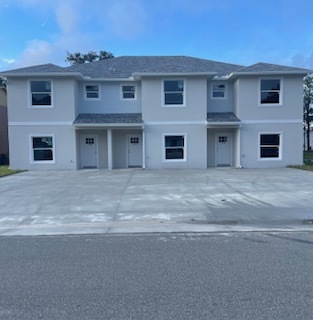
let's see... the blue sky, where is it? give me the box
[1,0,313,71]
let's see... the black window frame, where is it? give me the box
[31,136,54,162]
[163,80,184,106]
[259,133,281,159]
[164,135,185,161]
[30,80,52,107]
[260,79,281,105]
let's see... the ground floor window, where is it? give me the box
[31,136,54,162]
[259,133,281,159]
[164,135,185,160]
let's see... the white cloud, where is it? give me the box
[105,0,148,39]
[55,3,78,34]
[3,0,149,69]
[1,58,15,64]
[17,40,53,67]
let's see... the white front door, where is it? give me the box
[216,133,232,167]
[127,134,142,168]
[80,134,98,168]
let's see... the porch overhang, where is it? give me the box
[207,112,241,128]
[73,113,144,129]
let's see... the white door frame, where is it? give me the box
[126,134,142,168]
[215,132,232,167]
[80,134,99,169]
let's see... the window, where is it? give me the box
[122,85,136,99]
[164,135,185,160]
[260,79,281,105]
[85,85,100,99]
[212,83,227,99]
[164,80,184,105]
[30,80,52,106]
[259,134,281,159]
[218,136,228,143]
[31,136,54,162]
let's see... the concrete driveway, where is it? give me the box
[1,168,313,236]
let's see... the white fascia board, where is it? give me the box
[241,119,302,124]
[228,71,311,79]
[82,77,135,82]
[133,72,217,79]
[74,123,143,128]
[9,121,73,126]
[145,121,207,126]
[207,122,241,127]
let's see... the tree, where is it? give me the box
[65,50,114,65]
[304,75,313,151]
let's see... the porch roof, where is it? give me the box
[74,113,143,127]
[207,112,241,127]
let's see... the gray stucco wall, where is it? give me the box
[145,124,207,169]
[240,123,303,168]
[78,81,142,114]
[9,125,77,170]
[142,77,207,122]
[207,80,234,113]
[235,75,303,121]
[7,77,76,122]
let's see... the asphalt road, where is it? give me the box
[1,232,313,320]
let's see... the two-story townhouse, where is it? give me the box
[0,56,310,170]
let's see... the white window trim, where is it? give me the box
[258,78,283,107]
[28,80,53,108]
[258,132,282,161]
[84,84,101,100]
[162,79,186,107]
[120,84,137,100]
[211,82,228,100]
[162,133,187,162]
[29,134,55,164]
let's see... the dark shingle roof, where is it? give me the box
[66,56,245,78]
[74,113,143,124]
[236,62,311,74]
[207,112,241,122]
[0,63,71,74]
[1,57,310,78]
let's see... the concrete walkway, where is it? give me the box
[1,168,313,236]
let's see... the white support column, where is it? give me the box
[107,129,113,170]
[235,126,242,168]
[142,128,146,169]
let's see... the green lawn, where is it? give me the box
[0,166,23,177]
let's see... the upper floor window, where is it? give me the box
[211,83,227,99]
[121,85,136,100]
[164,80,184,106]
[260,79,281,105]
[85,84,100,99]
[30,80,52,107]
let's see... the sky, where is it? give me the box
[1,0,313,71]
